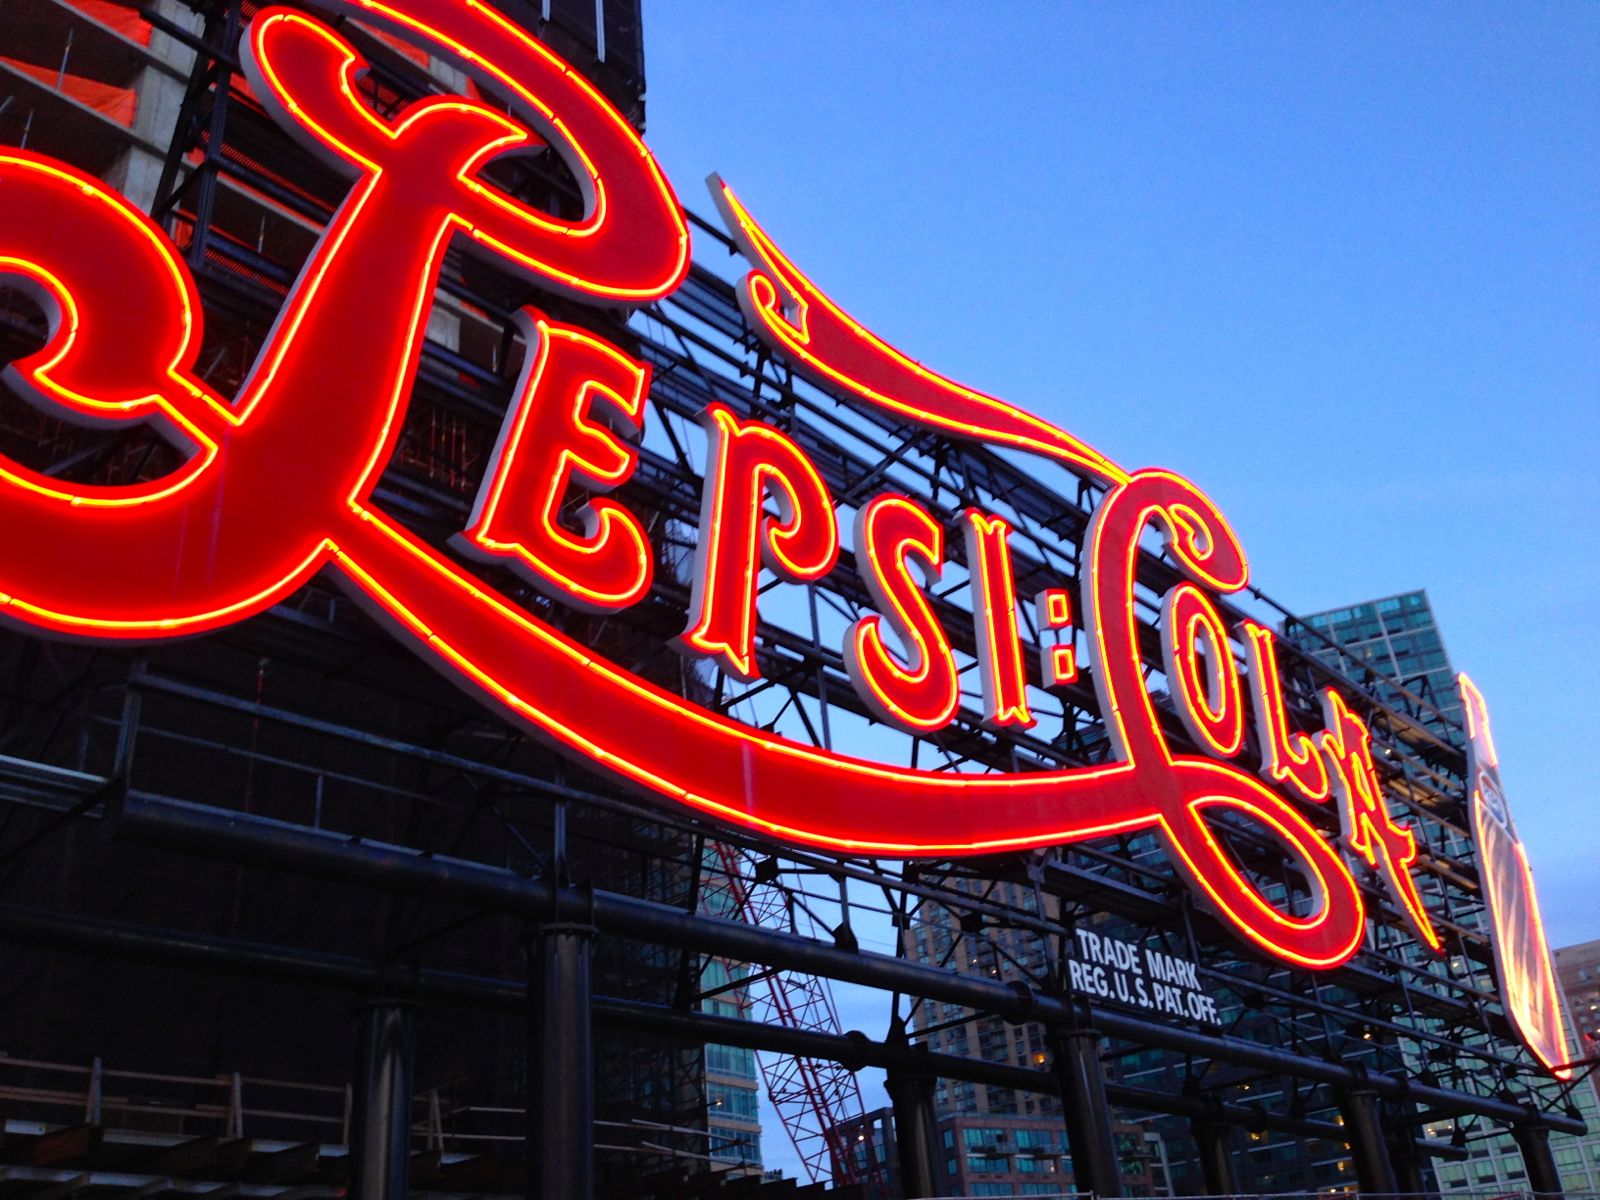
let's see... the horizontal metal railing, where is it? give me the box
[0,1052,348,1143]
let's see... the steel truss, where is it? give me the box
[700,842,888,1191]
[0,1,1586,1197]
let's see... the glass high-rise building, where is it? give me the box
[1294,590,1600,1195]
[1287,590,1464,745]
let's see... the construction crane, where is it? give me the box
[700,841,888,1192]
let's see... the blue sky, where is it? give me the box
[641,2,1598,1176]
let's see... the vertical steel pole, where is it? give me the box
[188,0,240,268]
[1386,1099,1430,1197]
[528,921,596,1200]
[1389,1133,1429,1196]
[1051,1027,1124,1198]
[1513,1124,1565,1196]
[884,1062,944,1199]
[1339,1088,1398,1195]
[350,1000,416,1200]
[1191,1116,1237,1197]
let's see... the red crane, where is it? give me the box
[701,842,887,1192]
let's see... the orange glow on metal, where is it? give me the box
[1459,674,1570,1077]
[0,0,1488,974]
[1317,690,1443,953]
[1241,622,1331,804]
[1160,582,1246,758]
[677,404,840,682]
[0,1,684,637]
[844,494,960,733]
[1034,587,1079,687]
[962,509,1036,731]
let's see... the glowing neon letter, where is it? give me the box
[455,310,652,611]
[845,494,960,733]
[1035,588,1079,687]
[244,4,688,305]
[1081,470,1365,968]
[0,1,1409,973]
[962,509,1035,730]
[679,405,840,681]
[1318,690,1442,953]
[1241,622,1330,802]
[1160,582,1245,758]
[0,0,688,640]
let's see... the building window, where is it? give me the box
[705,1043,754,1077]
[706,1080,759,1121]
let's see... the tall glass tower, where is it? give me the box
[1288,589,1465,745]
[1291,589,1600,1194]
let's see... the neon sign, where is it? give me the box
[0,0,1498,978]
[1460,676,1571,1077]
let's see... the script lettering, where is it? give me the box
[845,495,961,733]
[455,309,653,611]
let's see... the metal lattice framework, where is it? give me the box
[701,842,887,1190]
[0,1,1588,1196]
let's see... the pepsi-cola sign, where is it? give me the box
[0,0,1557,1006]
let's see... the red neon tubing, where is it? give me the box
[0,3,1366,969]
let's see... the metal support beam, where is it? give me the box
[111,794,1590,1137]
[350,1000,415,1200]
[884,1053,944,1199]
[528,922,595,1200]
[0,900,1538,1160]
[1051,1027,1122,1198]
[1388,1101,1432,1198]
[1513,1124,1564,1196]
[1390,1141,1429,1198]
[1339,1088,1398,1196]
[1191,1115,1237,1197]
